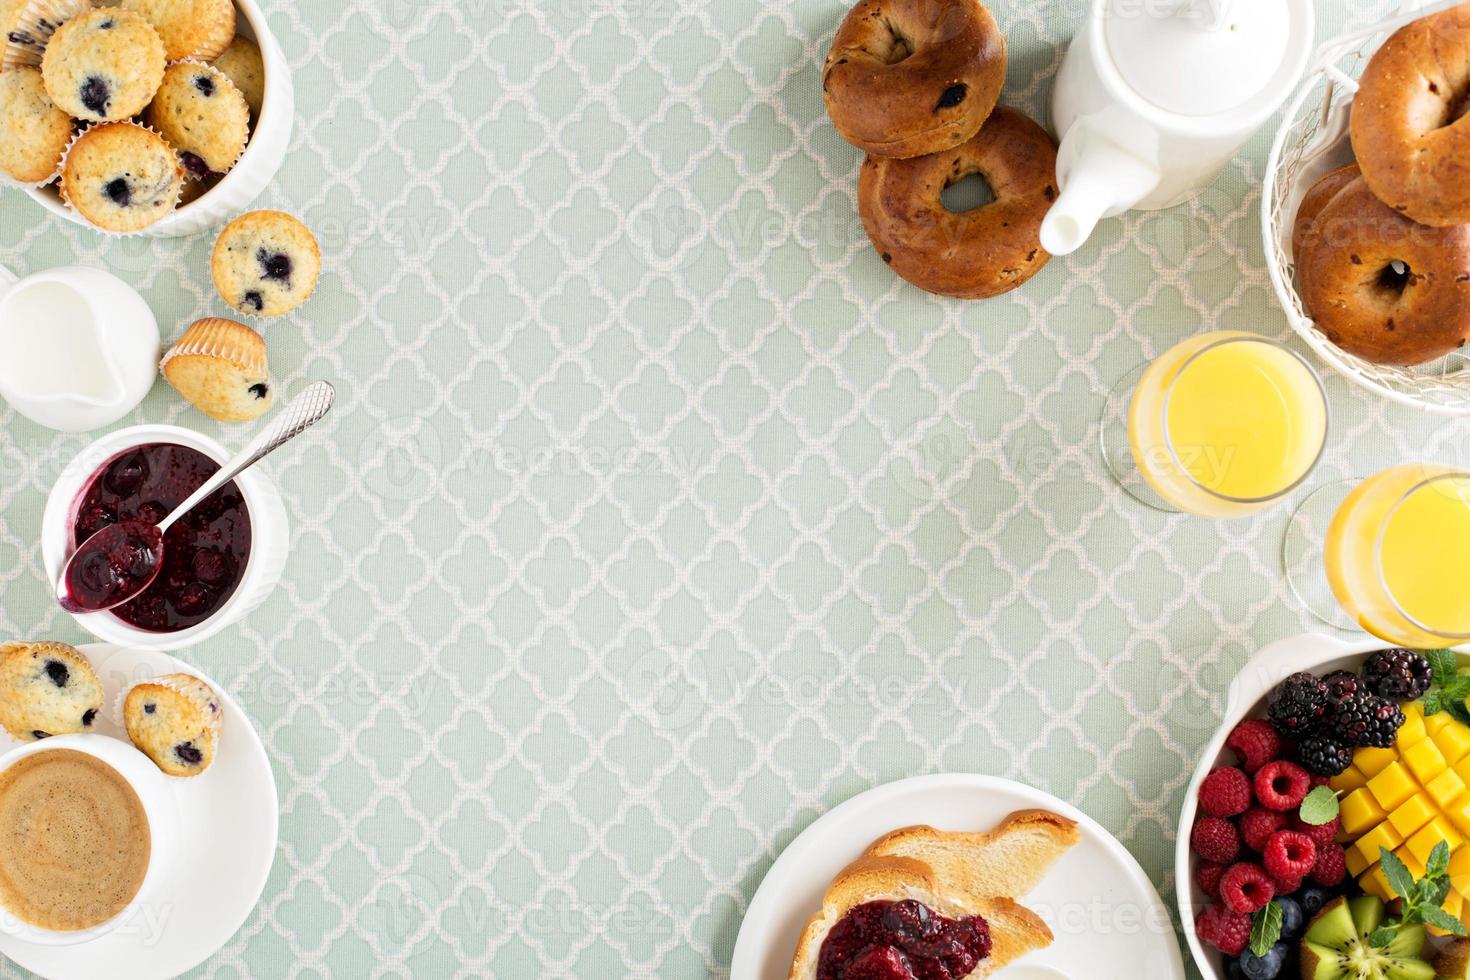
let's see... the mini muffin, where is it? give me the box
[0,67,72,183]
[122,673,222,776]
[145,61,248,178]
[210,34,261,118]
[60,121,184,232]
[0,642,104,741]
[118,0,233,61]
[1,0,92,68]
[211,210,320,317]
[41,7,165,122]
[161,316,272,421]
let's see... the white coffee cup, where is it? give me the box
[0,735,181,947]
[0,264,159,433]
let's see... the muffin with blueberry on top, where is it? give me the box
[145,61,249,179]
[60,120,184,232]
[40,7,165,122]
[0,642,104,742]
[211,209,320,317]
[122,673,223,777]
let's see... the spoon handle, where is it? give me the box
[158,381,336,534]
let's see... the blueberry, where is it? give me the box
[103,177,131,206]
[30,731,48,739]
[143,702,155,714]
[104,451,148,497]
[192,72,215,97]
[179,151,210,177]
[98,18,114,28]
[1225,961,1247,980]
[81,708,97,727]
[1274,896,1303,940]
[174,742,203,765]
[248,382,269,400]
[79,75,110,116]
[1239,942,1289,979]
[1297,886,1330,916]
[43,659,69,688]
[256,248,292,282]
[243,290,264,312]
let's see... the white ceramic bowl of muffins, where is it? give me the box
[23,0,294,238]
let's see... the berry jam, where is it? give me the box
[60,520,163,613]
[72,443,251,632]
[816,900,991,980]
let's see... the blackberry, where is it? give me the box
[1326,690,1405,748]
[1298,735,1353,777]
[1362,649,1434,702]
[1267,672,1329,737]
[1321,670,1365,703]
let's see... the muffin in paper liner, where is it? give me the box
[118,0,233,62]
[0,641,105,742]
[40,6,165,121]
[1,0,93,69]
[0,65,72,185]
[145,58,248,179]
[210,32,261,118]
[161,316,274,422]
[58,119,184,234]
[117,672,224,777]
[211,209,321,319]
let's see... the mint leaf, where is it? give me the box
[1422,903,1468,936]
[1250,901,1283,956]
[1299,786,1340,826]
[1382,847,1416,899]
[1430,840,1453,878]
[1425,688,1445,717]
[1427,649,1460,683]
[1451,700,1470,728]
[1440,676,1470,701]
[1369,925,1398,948]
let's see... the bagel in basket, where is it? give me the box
[789,810,1079,980]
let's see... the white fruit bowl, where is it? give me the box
[1175,632,1460,979]
[24,0,294,238]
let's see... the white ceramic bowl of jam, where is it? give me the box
[42,424,288,651]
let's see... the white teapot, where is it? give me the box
[1040,0,1315,256]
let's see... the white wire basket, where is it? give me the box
[1263,0,1470,416]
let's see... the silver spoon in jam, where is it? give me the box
[57,382,336,614]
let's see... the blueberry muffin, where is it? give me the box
[118,0,233,62]
[211,210,320,317]
[121,673,222,776]
[161,317,273,421]
[145,61,247,178]
[0,642,104,741]
[60,121,184,232]
[0,67,72,183]
[41,8,165,122]
[1,0,92,68]
[210,34,261,118]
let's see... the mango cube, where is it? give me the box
[1361,863,1393,900]
[1346,846,1372,877]
[1369,762,1419,811]
[1407,819,1462,867]
[1399,708,1428,746]
[1446,794,1470,838]
[1342,788,1390,836]
[1403,738,1448,784]
[1396,844,1429,879]
[1429,769,1469,809]
[1354,821,1406,868]
[1435,723,1470,764]
[1453,755,1470,787]
[1428,710,1457,735]
[1355,746,1400,780]
[1331,766,1368,794]
[1388,795,1438,838]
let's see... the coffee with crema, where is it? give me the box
[0,749,150,931]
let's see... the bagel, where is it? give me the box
[1292,163,1360,266]
[823,0,1006,159]
[1297,174,1470,365]
[857,106,1056,299]
[1351,3,1470,227]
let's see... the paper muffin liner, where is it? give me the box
[160,315,267,375]
[111,672,224,735]
[158,58,249,180]
[1,0,93,68]
[57,119,185,236]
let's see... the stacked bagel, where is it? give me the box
[822,0,1056,300]
[1293,3,1470,366]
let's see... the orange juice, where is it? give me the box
[1128,332,1327,517]
[1326,465,1470,647]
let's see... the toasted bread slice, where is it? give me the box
[863,809,1080,903]
[787,853,1054,980]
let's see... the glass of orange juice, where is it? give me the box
[1101,331,1329,517]
[1287,465,1470,646]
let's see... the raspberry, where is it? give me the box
[1255,760,1311,811]
[1271,873,1305,896]
[1220,862,1276,914]
[1311,843,1347,887]
[1196,904,1253,956]
[1196,861,1226,900]
[1264,830,1318,881]
[1199,767,1253,817]
[1191,816,1242,864]
[1290,815,1340,848]
[1227,719,1282,775]
[1240,807,1288,853]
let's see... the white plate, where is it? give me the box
[0,644,278,980]
[731,774,1186,979]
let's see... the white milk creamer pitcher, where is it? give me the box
[1040,0,1315,256]
[0,265,159,432]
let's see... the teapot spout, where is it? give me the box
[1040,136,1161,256]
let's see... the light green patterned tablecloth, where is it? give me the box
[1,0,1464,977]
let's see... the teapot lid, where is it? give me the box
[1103,0,1303,117]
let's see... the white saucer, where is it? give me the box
[0,644,278,980]
[730,774,1186,980]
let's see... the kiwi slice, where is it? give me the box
[1434,938,1470,979]
[1299,896,1435,980]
